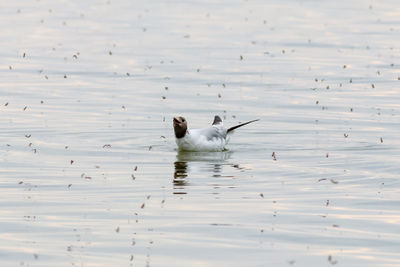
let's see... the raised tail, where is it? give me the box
[227,119,259,133]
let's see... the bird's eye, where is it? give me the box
[182,118,185,122]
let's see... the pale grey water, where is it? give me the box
[1,0,400,266]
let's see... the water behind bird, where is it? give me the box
[1,0,399,266]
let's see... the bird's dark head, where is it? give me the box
[173,116,188,138]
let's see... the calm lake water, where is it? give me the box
[1,0,399,266]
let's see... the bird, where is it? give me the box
[173,115,259,151]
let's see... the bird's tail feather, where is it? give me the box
[227,119,259,133]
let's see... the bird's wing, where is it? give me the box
[227,119,259,133]
[195,125,227,141]
[212,115,223,126]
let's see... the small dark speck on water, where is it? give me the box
[5,102,9,106]
[165,86,168,90]
[272,152,277,161]
[380,137,383,143]
[326,200,330,206]
[330,179,339,184]
[134,166,138,171]
[103,144,111,148]
[240,55,243,60]
[131,174,135,180]
[23,106,27,111]
[328,255,338,265]
[344,133,348,138]
[371,84,375,88]
[115,226,120,233]
[162,96,166,99]
[70,160,74,165]
[64,74,67,78]
[33,254,38,260]
[23,52,26,58]
[141,203,145,209]
[25,134,31,138]
[148,146,152,151]
[9,66,12,70]
[109,51,112,55]
[260,193,264,198]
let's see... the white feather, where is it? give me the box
[176,124,230,152]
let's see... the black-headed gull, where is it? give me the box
[173,115,259,151]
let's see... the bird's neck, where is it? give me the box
[174,129,187,139]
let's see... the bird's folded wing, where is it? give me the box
[195,126,227,141]
[212,115,223,125]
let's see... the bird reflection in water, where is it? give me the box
[173,151,232,195]
[173,161,188,192]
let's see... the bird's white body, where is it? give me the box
[173,115,258,152]
[175,125,230,152]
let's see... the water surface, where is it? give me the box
[1,0,400,266]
